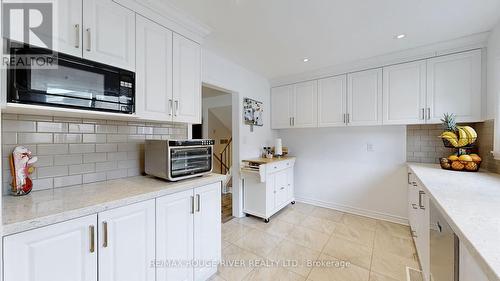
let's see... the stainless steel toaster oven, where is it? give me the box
[145,140,214,181]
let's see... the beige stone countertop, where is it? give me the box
[2,174,225,236]
[408,163,500,281]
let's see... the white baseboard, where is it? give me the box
[295,196,409,225]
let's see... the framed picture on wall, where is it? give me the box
[243,98,263,127]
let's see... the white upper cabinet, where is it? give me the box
[83,0,136,71]
[4,215,98,281]
[136,15,173,121]
[426,50,482,123]
[156,189,195,281]
[318,75,347,127]
[347,68,383,126]
[193,183,221,281]
[383,61,427,125]
[293,81,318,128]
[271,85,294,129]
[98,200,155,281]
[173,33,202,124]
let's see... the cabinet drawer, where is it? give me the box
[267,160,292,174]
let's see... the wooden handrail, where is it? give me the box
[213,153,229,171]
[219,138,232,175]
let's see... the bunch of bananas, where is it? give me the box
[440,126,477,148]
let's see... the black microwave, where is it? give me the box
[7,42,135,114]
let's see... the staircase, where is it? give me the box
[214,138,232,193]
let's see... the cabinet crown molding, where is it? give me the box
[114,0,211,43]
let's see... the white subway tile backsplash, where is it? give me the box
[107,169,128,180]
[37,122,68,132]
[69,144,95,154]
[2,120,36,132]
[107,134,127,143]
[37,144,69,155]
[54,175,82,188]
[2,114,187,193]
[69,163,95,175]
[54,154,83,165]
[96,161,118,171]
[54,133,82,143]
[83,172,107,184]
[82,134,107,143]
[18,133,53,144]
[96,144,117,153]
[37,166,68,178]
[107,152,127,161]
[2,133,17,144]
[83,153,107,163]
[32,178,54,191]
[69,123,95,133]
[96,125,118,134]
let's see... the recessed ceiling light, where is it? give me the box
[303,58,309,62]
[395,34,406,39]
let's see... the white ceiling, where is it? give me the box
[165,0,500,80]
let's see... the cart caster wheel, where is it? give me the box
[291,201,296,205]
[245,213,250,217]
[264,218,270,223]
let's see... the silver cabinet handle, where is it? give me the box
[86,28,91,51]
[411,230,418,238]
[412,203,418,209]
[346,113,350,124]
[280,186,285,190]
[407,172,411,184]
[175,100,179,116]
[289,117,292,126]
[291,117,295,126]
[196,194,201,212]
[418,191,425,210]
[74,24,80,48]
[421,108,425,120]
[103,221,108,248]
[343,113,346,124]
[168,99,173,116]
[191,196,195,214]
[426,108,431,120]
[89,225,95,253]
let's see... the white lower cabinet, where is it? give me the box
[98,200,156,281]
[156,182,222,281]
[3,182,222,281]
[4,214,98,281]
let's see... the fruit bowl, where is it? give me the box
[440,155,482,172]
[441,138,476,149]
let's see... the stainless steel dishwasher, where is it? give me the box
[429,199,459,281]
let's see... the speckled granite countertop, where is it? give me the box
[408,163,500,281]
[2,174,225,236]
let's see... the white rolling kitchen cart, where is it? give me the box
[240,157,296,222]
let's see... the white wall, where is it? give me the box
[487,20,500,154]
[202,94,232,139]
[278,126,408,223]
[202,49,276,216]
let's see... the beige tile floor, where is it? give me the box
[212,202,421,281]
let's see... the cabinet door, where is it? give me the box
[83,0,135,71]
[293,81,318,128]
[156,189,194,281]
[271,85,294,129]
[318,75,347,127]
[286,166,295,201]
[98,200,155,281]
[347,69,383,126]
[194,182,222,281]
[274,170,288,208]
[426,50,481,123]
[136,15,173,121]
[173,33,202,124]
[415,188,430,281]
[4,215,97,281]
[459,241,490,281]
[5,0,83,57]
[383,61,427,125]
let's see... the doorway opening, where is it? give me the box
[192,85,234,223]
